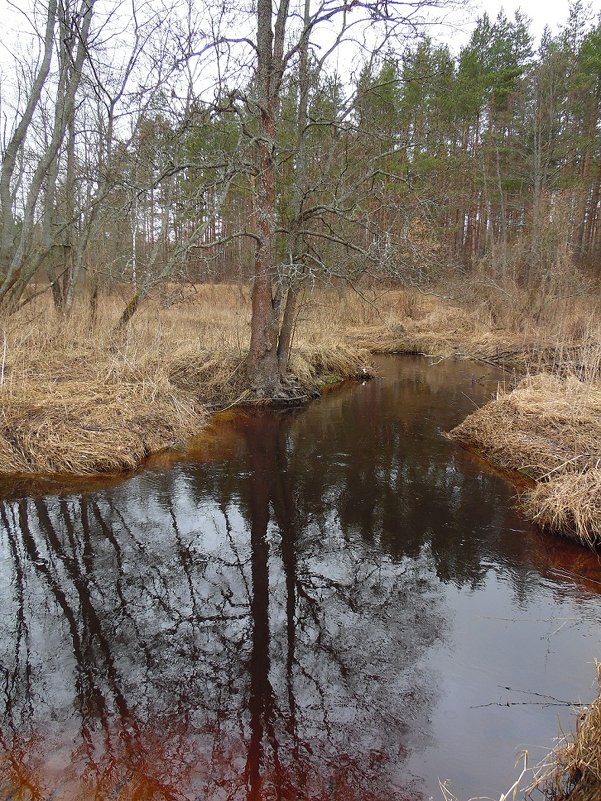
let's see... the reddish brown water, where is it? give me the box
[0,356,600,801]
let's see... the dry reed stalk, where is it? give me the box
[534,664,601,801]
[440,752,529,801]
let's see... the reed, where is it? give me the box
[533,664,601,801]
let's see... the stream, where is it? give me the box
[0,355,600,801]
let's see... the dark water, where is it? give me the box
[1,356,600,801]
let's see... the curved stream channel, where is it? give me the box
[1,356,601,801]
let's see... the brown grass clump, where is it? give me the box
[167,346,250,407]
[0,379,206,474]
[523,470,601,550]
[0,285,374,476]
[450,374,601,547]
[450,375,601,479]
[290,344,371,389]
[536,664,601,801]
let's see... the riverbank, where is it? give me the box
[1,285,601,801]
[1,283,600,513]
[449,374,601,548]
[355,284,601,552]
[0,286,372,475]
[531,665,601,801]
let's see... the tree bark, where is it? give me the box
[276,0,310,380]
[247,0,291,398]
[277,283,299,379]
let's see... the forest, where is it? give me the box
[2,0,601,376]
[1,0,601,552]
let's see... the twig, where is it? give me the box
[538,454,590,481]
[471,700,575,709]
[0,331,6,386]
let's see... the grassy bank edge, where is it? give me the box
[446,376,601,801]
[448,374,601,549]
[529,664,601,801]
[0,343,371,477]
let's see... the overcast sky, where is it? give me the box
[0,0,596,73]
[469,0,586,45]
[391,0,597,58]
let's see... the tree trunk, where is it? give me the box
[0,0,95,308]
[277,284,299,379]
[247,0,283,398]
[276,0,309,381]
[0,0,58,276]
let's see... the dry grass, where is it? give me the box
[450,374,601,480]
[342,279,601,376]
[534,664,601,801]
[1,278,601,481]
[0,285,372,475]
[0,380,206,474]
[449,374,601,547]
[523,470,601,551]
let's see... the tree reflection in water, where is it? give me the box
[3,357,590,800]
[0,410,444,800]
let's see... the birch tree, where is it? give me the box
[0,0,96,308]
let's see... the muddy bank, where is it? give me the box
[450,374,601,548]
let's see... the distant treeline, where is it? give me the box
[1,0,600,312]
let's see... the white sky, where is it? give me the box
[403,0,595,58]
[471,0,595,46]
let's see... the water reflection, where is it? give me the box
[0,357,599,800]
[0,418,443,799]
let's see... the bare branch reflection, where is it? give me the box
[0,406,445,800]
[1,357,583,800]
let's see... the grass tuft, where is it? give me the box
[534,664,601,801]
[522,470,601,550]
[449,374,601,547]
[0,285,374,475]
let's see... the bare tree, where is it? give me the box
[0,0,96,308]
[245,0,458,398]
